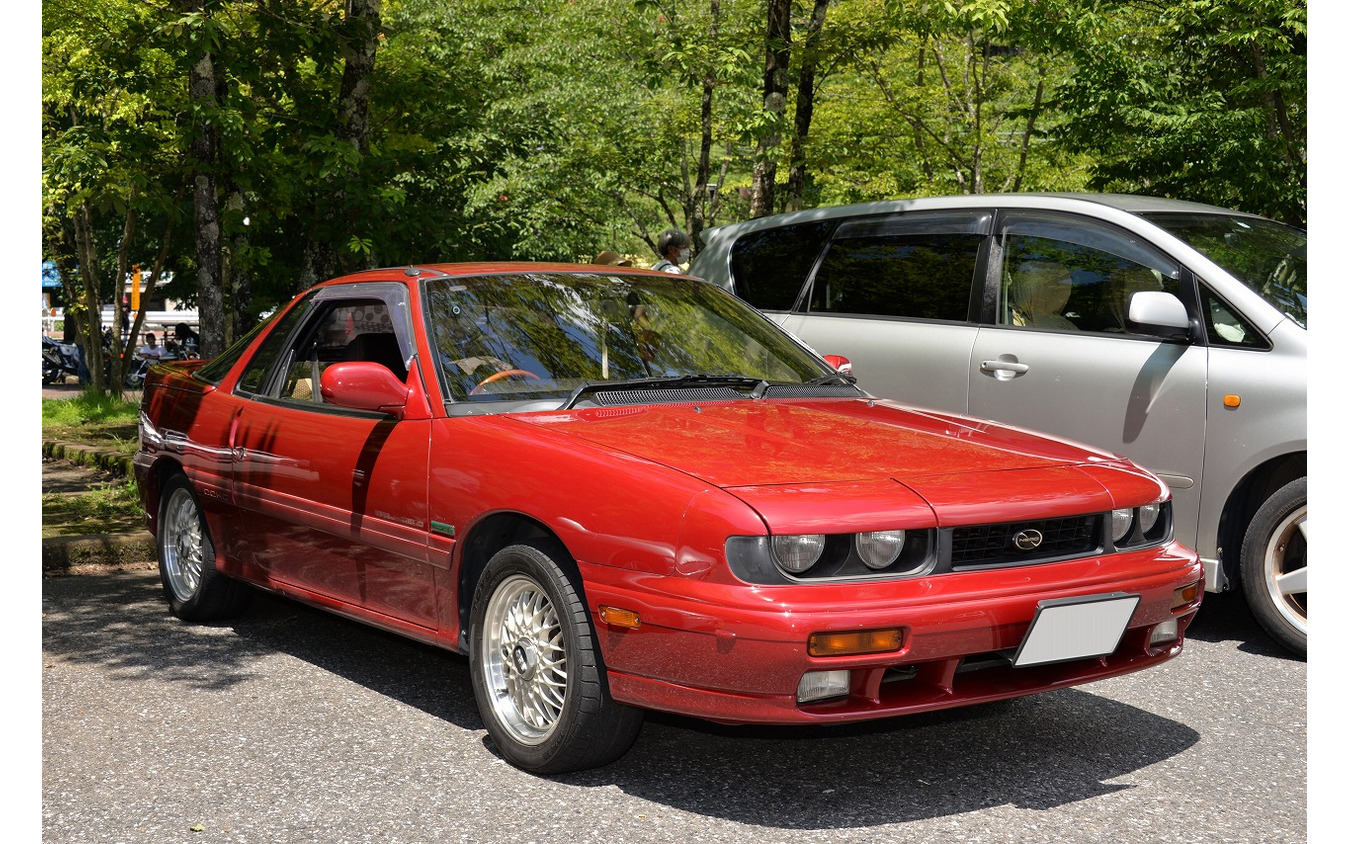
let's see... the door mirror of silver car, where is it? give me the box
[1127,291,1192,339]
[319,361,410,418]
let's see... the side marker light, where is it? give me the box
[599,606,641,629]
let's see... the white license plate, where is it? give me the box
[1013,593,1140,667]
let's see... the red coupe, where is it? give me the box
[134,263,1203,774]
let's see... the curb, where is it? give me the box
[42,534,157,576]
[43,439,154,575]
[42,440,136,478]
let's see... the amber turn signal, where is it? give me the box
[1172,581,1203,609]
[808,628,904,657]
[599,606,642,629]
[1223,394,1241,408]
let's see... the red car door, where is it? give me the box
[228,292,437,628]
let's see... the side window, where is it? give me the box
[1202,286,1268,349]
[729,220,834,310]
[276,299,408,403]
[807,212,988,320]
[193,317,272,385]
[997,213,1182,334]
[232,293,318,394]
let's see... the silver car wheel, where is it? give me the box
[1261,504,1307,636]
[161,485,206,604]
[480,573,567,746]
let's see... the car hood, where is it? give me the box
[507,397,1121,488]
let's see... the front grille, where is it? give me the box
[950,516,1099,569]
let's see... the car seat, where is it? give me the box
[342,333,408,381]
[1009,261,1078,330]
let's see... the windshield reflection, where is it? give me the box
[1143,212,1307,328]
[422,272,830,402]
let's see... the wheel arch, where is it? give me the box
[456,512,575,651]
[1216,450,1307,583]
[139,455,187,536]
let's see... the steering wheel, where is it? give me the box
[469,368,542,395]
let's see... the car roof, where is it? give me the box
[697,192,1264,238]
[315,262,682,287]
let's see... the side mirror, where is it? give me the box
[320,361,410,418]
[822,354,853,375]
[1127,291,1192,339]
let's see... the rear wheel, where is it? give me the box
[469,540,643,774]
[157,473,251,621]
[1239,478,1306,655]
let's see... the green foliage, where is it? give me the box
[1054,0,1306,225]
[42,0,1307,306]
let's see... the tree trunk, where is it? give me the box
[187,4,224,358]
[690,0,721,249]
[749,0,791,218]
[784,0,831,212]
[223,186,253,344]
[72,205,107,392]
[320,0,383,277]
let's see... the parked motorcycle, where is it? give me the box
[42,335,81,385]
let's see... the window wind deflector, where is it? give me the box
[561,374,770,409]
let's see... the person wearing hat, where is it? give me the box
[594,249,633,266]
[650,228,691,273]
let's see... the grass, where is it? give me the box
[42,389,141,458]
[42,390,145,537]
[42,478,145,538]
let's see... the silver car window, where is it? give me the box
[997,213,1182,334]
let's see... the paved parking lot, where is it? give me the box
[41,570,1306,843]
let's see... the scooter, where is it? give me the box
[42,335,81,385]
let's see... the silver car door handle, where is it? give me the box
[980,360,1029,374]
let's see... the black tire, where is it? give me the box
[469,540,643,774]
[1239,477,1307,656]
[157,473,251,621]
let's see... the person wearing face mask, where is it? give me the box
[650,228,692,274]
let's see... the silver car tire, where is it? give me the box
[1239,477,1306,656]
[157,473,251,621]
[469,540,643,774]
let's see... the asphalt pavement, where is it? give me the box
[41,572,1307,843]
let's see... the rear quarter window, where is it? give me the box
[808,230,983,320]
[729,221,834,310]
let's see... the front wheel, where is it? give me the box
[469,541,643,774]
[157,473,251,621]
[1239,477,1306,655]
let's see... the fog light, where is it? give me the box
[1149,619,1179,647]
[797,670,850,704]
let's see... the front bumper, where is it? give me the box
[582,542,1202,725]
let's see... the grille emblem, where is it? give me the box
[1013,529,1044,551]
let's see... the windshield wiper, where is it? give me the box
[804,371,858,386]
[562,374,770,409]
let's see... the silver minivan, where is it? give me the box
[690,193,1307,654]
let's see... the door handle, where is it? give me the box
[979,360,1029,375]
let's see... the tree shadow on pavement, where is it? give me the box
[43,570,1200,831]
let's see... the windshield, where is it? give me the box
[1142,212,1307,328]
[422,272,838,405]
